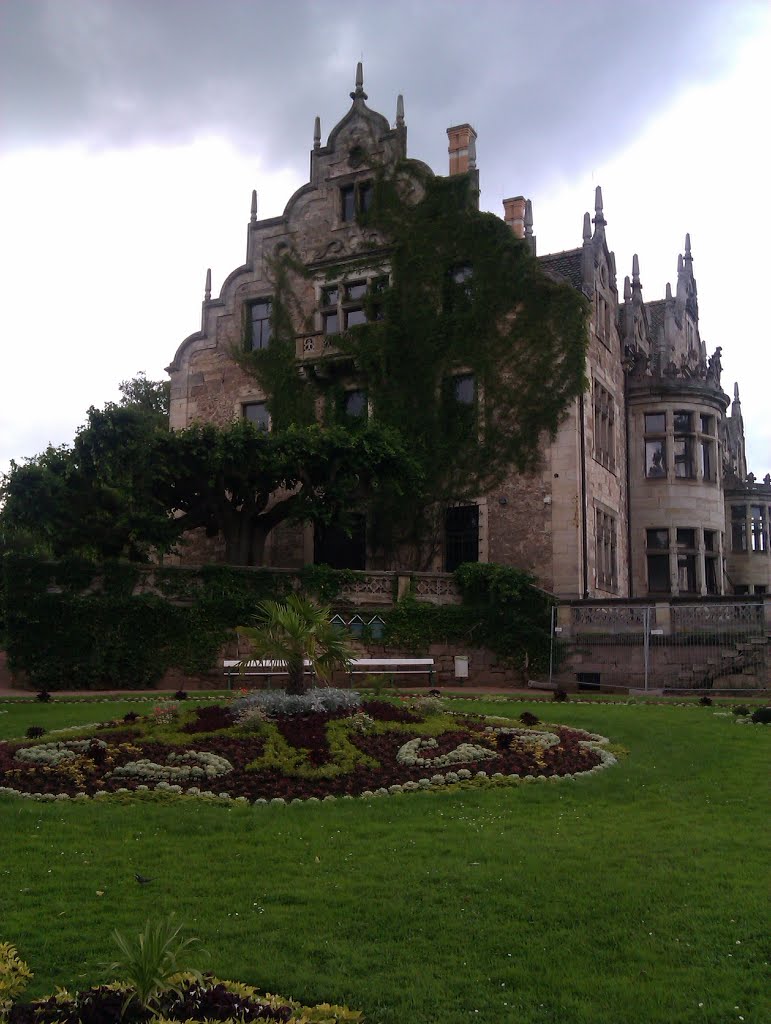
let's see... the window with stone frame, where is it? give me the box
[750,505,767,552]
[340,180,373,223]
[731,505,747,552]
[676,528,698,593]
[321,278,385,335]
[593,381,615,471]
[673,411,695,479]
[342,388,368,421]
[646,528,670,593]
[595,507,618,592]
[243,401,270,432]
[444,504,479,572]
[248,299,272,351]
[703,530,719,595]
[698,414,716,481]
[644,412,667,478]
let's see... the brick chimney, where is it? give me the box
[503,196,526,238]
[447,124,477,176]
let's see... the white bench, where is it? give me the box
[347,658,435,686]
[224,657,436,688]
[223,659,314,689]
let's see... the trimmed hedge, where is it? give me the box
[1,557,553,689]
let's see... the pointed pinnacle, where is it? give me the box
[666,282,673,300]
[624,276,632,301]
[350,61,367,100]
[685,232,692,258]
[677,253,684,274]
[734,382,740,401]
[204,268,211,302]
[583,212,591,241]
[595,185,603,213]
[250,190,257,224]
[313,115,321,150]
[632,253,640,284]
[524,199,533,234]
[396,94,404,127]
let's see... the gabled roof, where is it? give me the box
[538,248,583,290]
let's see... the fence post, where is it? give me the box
[643,606,650,691]
[549,605,556,688]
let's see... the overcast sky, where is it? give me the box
[1,0,769,477]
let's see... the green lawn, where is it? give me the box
[0,697,767,1024]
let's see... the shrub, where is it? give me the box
[0,942,33,1014]
[123,711,139,723]
[231,687,362,719]
[698,695,713,706]
[519,711,540,726]
[35,691,51,703]
[750,706,771,725]
[732,704,750,717]
[173,689,189,701]
[552,689,569,702]
[103,916,205,1013]
[24,726,45,739]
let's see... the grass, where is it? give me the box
[0,696,767,1023]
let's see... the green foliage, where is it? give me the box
[237,595,354,695]
[382,563,554,668]
[104,916,204,1013]
[298,564,361,602]
[0,941,33,1015]
[238,171,588,561]
[0,557,292,690]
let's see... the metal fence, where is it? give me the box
[549,601,768,693]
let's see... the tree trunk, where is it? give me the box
[286,659,307,696]
[224,519,269,566]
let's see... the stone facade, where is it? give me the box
[166,65,769,600]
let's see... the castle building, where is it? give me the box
[167,66,770,599]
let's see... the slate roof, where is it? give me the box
[538,248,584,290]
[645,300,666,339]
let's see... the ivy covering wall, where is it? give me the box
[1,557,553,689]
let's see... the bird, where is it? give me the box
[134,873,153,885]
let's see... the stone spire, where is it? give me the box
[250,190,258,225]
[204,268,211,302]
[624,275,632,302]
[396,94,404,128]
[582,211,591,242]
[632,253,641,291]
[350,61,367,101]
[313,116,321,150]
[592,185,606,235]
[524,199,536,254]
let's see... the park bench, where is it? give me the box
[224,657,436,688]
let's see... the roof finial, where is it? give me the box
[250,190,257,225]
[632,254,641,286]
[468,134,477,170]
[666,281,673,300]
[396,94,404,128]
[204,268,211,302]
[313,116,321,150]
[592,185,606,231]
[685,232,692,259]
[624,275,632,301]
[524,199,533,236]
[582,211,591,241]
[734,381,740,402]
[350,61,367,101]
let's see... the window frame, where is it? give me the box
[243,401,271,432]
[247,298,272,352]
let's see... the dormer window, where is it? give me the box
[340,181,373,223]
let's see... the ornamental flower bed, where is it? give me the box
[0,691,616,804]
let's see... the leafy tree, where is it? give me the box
[117,371,170,419]
[237,594,354,695]
[157,420,416,566]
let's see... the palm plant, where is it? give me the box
[237,594,354,695]
[104,916,204,1015]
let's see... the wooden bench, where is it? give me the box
[223,659,314,689]
[347,658,435,686]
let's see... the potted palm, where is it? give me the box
[236,594,354,695]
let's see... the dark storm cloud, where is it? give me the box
[0,0,749,187]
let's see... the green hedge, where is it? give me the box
[0,557,553,689]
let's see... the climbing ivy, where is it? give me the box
[234,170,589,564]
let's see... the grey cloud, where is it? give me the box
[1,0,752,188]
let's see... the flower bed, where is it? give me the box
[0,692,616,804]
